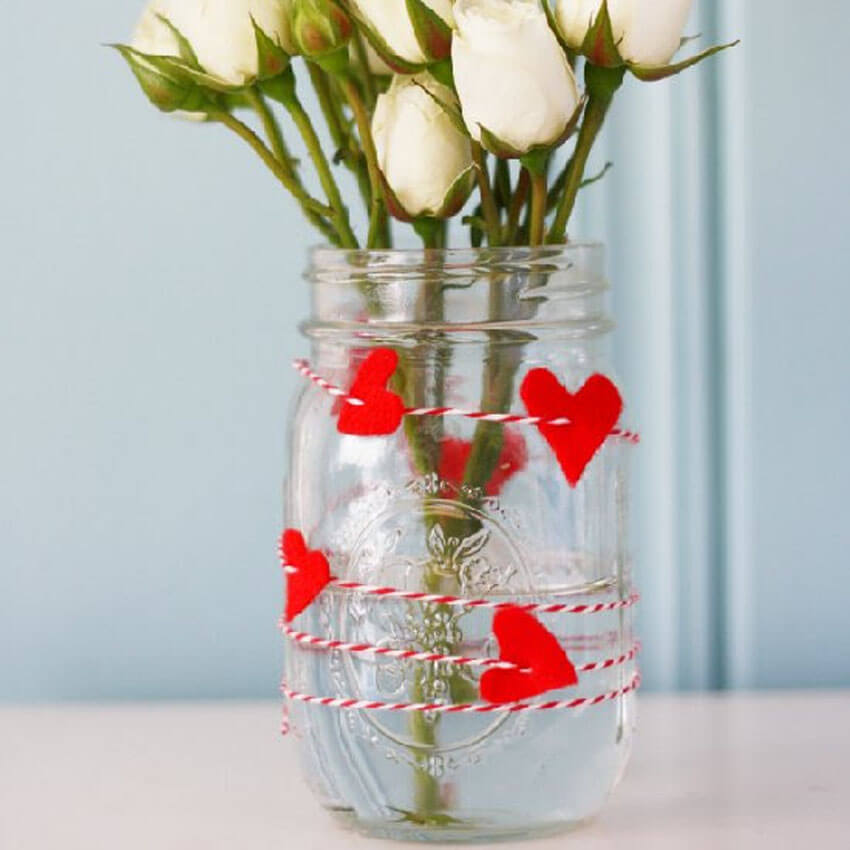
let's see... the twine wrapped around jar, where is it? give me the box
[282,245,638,841]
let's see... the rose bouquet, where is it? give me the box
[114,0,735,839]
[116,0,733,249]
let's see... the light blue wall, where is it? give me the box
[1,0,315,699]
[575,0,850,691]
[741,0,850,687]
[1,0,848,700]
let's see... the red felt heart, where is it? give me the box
[520,369,623,487]
[281,530,331,622]
[337,348,406,436]
[437,430,527,496]
[480,607,578,704]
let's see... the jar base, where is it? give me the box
[329,807,592,845]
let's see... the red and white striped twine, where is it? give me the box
[328,582,639,614]
[293,359,640,443]
[282,673,640,716]
[282,624,641,673]
[280,565,639,618]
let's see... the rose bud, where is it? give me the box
[292,0,353,68]
[128,1,204,116]
[372,74,474,220]
[349,0,454,67]
[132,0,296,86]
[452,0,580,157]
[556,0,693,67]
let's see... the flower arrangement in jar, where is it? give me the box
[113,0,736,841]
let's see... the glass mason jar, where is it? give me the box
[284,245,637,843]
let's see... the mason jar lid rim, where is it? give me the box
[308,241,604,259]
[306,242,606,283]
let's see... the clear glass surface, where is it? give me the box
[284,246,636,842]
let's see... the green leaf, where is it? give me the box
[520,147,549,177]
[111,44,220,114]
[259,65,297,105]
[309,46,351,75]
[428,58,454,90]
[381,176,415,223]
[143,52,246,93]
[435,165,475,218]
[154,14,201,68]
[478,125,524,159]
[405,0,452,62]
[411,78,466,137]
[580,160,613,189]
[584,63,625,101]
[478,92,585,160]
[580,0,625,68]
[461,213,487,229]
[553,93,587,143]
[629,39,740,82]
[542,0,571,55]
[222,91,253,111]
[548,159,614,212]
[251,17,290,79]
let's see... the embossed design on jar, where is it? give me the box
[324,479,534,772]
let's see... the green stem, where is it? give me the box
[306,63,348,153]
[494,158,512,212]
[528,169,547,247]
[352,30,378,108]
[548,65,624,244]
[546,156,571,214]
[463,293,518,494]
[341,75,388,249]
[448,340,534,549]
[546,159,613,214]
[505,169,530,245]
[546,102,604,243]
[212,111,335,222]
[280,85,359,248]
[392,253,465,823]
[471,143,501,247]
[413,218,447,249]
[246,89,291,172]
[246,89,341,246]
[307,64,373,211]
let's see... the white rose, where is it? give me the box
[452,0,579,156]
[131,0,208,117]
[132,0,295,86]
[372,74,473,219]
[351,0,454,64]
[133,0,184,58]
[556,0,693,66]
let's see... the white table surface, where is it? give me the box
[2,693,847,849]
